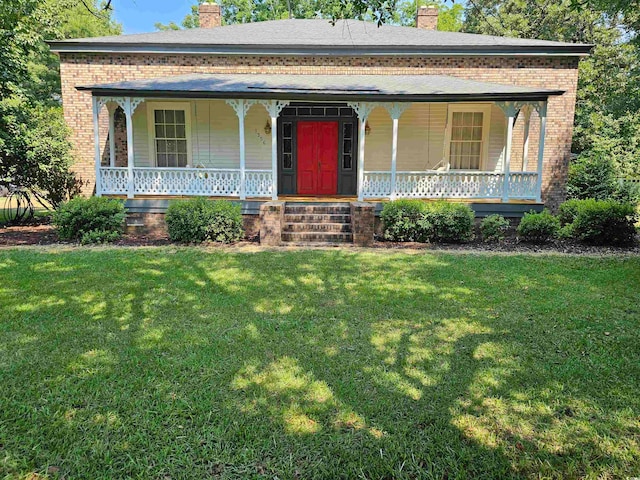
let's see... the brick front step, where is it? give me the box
[284,205,351,215]
[281,242,354,247]
[284,213,351,223]
[283,222,352,233]
[281,232,353,243]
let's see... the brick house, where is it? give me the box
[49,5,590,244]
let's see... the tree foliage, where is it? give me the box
[155,0,462,31]
[0,0,120,221]
[463,0,640,178]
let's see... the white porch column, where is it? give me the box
[497,102,520,202]
[92,97,102,197]
[124,98,135,198]
[227,99,254,200]
[108,105,116,167]
[260,100,290,200]
[384,103,410,200]
[534,101,548,203]
[121,97,144,199]
[348,102,376,201]
[521,105,532,169]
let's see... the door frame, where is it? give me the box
[277,103,359,196]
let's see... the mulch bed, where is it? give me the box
[373,238,640,255]
[0,218,173,247]
[1,218,639,254]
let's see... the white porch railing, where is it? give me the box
[507,172,539,199]
[99,167,273,197]
[99,167,129,195]
[362,171,539,200]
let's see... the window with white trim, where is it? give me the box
[446,105,491,170]
[153,109,188,167]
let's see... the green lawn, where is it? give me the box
[0,248,639,479]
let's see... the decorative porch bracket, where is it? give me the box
[259,100,290,200]
[383,103,410,200]
[496,101,521,202]
[347,102,379,201]
[226,99,256,200]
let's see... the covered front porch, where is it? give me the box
[83,74,558,204]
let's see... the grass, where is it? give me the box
[0,247,639,479]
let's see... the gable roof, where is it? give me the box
[77,73,564,102]
[49,19,592,56]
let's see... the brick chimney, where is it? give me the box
[199,3,221,28]
[416,5,438,30]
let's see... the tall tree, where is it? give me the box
[0,0,121,219]
[463,0,640,176]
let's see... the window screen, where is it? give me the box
[449,112,483,170]
[154,109,188,168]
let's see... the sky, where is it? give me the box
[114,0,196,34]
[113,0,463,35]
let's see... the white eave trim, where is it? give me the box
[49,44,592,57]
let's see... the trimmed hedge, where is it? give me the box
[52,196,125,244]
[423,201,475,243]
[380,199,429,242]
[517,210,560,243]
[165,198,244,243]
[480,214,510,243]
[560,198,637,245]
[558,198,583,226]
[381,200,474,243]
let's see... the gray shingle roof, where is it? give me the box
[77,73,564,102]
[49,19,592,56]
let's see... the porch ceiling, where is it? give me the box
[77,73,563,102]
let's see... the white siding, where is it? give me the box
[363,105,392,171]
[363,103,448,172]
[132,102,150,167]
[191,100,240,168]
[244,103,271,170]
[488,104,506,172]
[398,103,447,171]
[132,100,508,173]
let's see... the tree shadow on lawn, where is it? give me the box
[0,249,638,479]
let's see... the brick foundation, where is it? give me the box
[259,201,284,245]
[125,212,167,235]
[60,53,581,210]
[125,212,260,239]
[351,202,375,246]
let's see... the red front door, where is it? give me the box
[297,121,339,195]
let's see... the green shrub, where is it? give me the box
[567,155,639,205]
[558,198,584,226]
[381,200,474,243]
[516,210,560,243]
[80,230,121,245]
[52,196,125,243]
[568,199,637,245]
[381,199,428,242]
[613,180,640,205]
[422,201,475,243]
[567,155,618,201]
[480,214,510,242]
[165,198,244,243]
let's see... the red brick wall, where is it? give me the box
[59,53,581,208]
